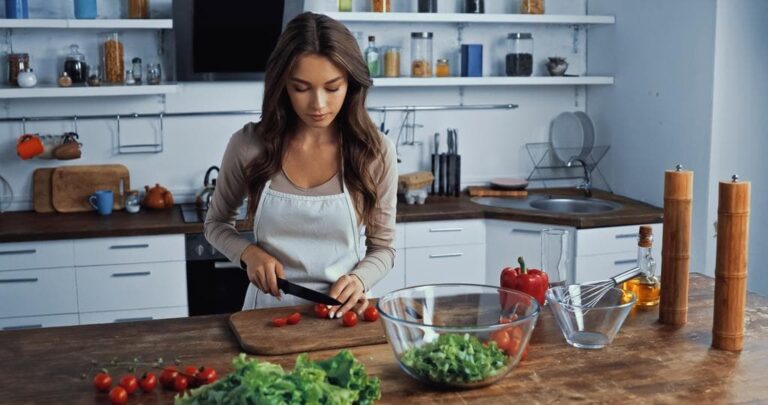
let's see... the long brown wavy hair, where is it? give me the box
[245,12,383,228]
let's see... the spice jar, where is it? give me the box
[506,33,533,77]
[411,32,433,77]
[7,53,29,86]
[520,0,544,14]
[128,0,149,18]
[464,0,484,13]
[372,0,390,12]
[418,0,437,12]
[103,32,124,83]
[146,63,162,85]
[88,64,101,86]
[58,72,73,87]
[436,58,450,77]
[64,44,88,83]
[131,57,142,83]
[383,47,400,77]
[17,68,37,88]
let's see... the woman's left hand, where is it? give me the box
[328,274,367,319]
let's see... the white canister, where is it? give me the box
[17,68,37,88]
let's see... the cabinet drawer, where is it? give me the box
[0,267,78,318]
[405,244,485,286]
[0,314,79,331]
[369,249,405,298]
[79,306,188,326]
[76,262,187,312]
[575,252,644,284]
[576,224,663,256]
[74,234,185,266]
[405,220,485,248]
[0,240,74,271]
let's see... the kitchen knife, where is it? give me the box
[431,132,439,195]
[240,261,342,306]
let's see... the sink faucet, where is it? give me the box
[567,157,592,197]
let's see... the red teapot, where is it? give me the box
[143,183,174,210]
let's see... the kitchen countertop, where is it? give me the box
[1,274,766,403]
[0,188,662,243]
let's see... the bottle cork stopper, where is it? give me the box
[638,225,653,248]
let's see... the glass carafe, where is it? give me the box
[541,228,570,288]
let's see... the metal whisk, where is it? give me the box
[555,267,644,309]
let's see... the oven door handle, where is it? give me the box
[214,261,244,270]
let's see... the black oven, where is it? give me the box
[182,204,252,316]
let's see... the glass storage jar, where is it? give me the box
[131,57,142,83]
[410,32,433,77]
[520,0,544,14]
[372,0,390,12]
[64,44,88,83]
[7,53,29,86]
[128,0,149,18]
[464,0,484,13]
[146,63,162,85]
[383,46,401,77]
[338,0,352,12]
[436,58,450,77]
[505,33,533,77]
[102,32,124,83]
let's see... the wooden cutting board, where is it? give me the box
[51,164,130,213]
[467,186,528,198]
[33,168,55,213]
[229,303,388,355]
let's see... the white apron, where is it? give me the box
[242,176,362,309]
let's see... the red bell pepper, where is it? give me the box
[500,256,549,306]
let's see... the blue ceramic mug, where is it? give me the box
[88,190,113,216]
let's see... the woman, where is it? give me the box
[204,12,397,319]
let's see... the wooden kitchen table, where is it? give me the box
[1,273,766,404]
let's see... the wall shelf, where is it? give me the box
[0,19,173,29]
[324,12,614,25]
[0,84,178,99]
[372,76,614,87]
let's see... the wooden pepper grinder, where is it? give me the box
[659,164,693,325]
[712,174,751,351]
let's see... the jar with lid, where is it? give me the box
[131,57,142,83]
[520,0,544,15]
[102,32,124,83]
[383,46,400,78]
[146,63,162,85]
[464,0,484,13]
[128,0,149,19]
[418,0,437,13]
[411,32,433,77]
[436,58,450,77]
[371,0,390,12]
[64,44,89,83]
[506,33,533,77]
[7,53,29,86]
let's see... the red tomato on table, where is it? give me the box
[342,311,358,327]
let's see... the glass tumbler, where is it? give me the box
[541,228,569,289]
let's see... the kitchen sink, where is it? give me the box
[471,196,623,214]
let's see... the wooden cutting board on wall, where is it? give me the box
[229,303,387,355]
[33,168,56,213]
[51,164,130,213]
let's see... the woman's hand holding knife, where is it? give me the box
[240,244,285,299]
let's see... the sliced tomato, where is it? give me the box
[287,312,302,325]
[314,304,330,319]
[272,317,288,327]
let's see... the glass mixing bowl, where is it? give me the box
[376,284,540,389]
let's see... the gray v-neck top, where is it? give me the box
[204,122,398,292]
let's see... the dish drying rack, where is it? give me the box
[525,142,612,192]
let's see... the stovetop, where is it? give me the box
[180,203,248,223]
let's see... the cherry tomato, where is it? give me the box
[287,312,302,325]
[108,386,128,405]
[196,367,218,385]
[93,372,112,392]
[314,304,330,319]
[363,307,379,322]
[272,317,288,327]
[139,372,157,393]
[491,330,511,351]
[173,375,189,392]
[118,374,138,394]
[342,311,358,327]
[160,367,179,389]
[184,366,200,388]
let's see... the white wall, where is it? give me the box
[707,0,768,296]
[1,0,594,211]
[586,0,718,284]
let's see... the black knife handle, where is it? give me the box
[431,153,438,195]
[439,153,447,196]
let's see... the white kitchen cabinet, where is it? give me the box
[485,220,576,285]
[78,306,188,326]
[74,234,185,266]
[0,267,78,318]
[0,240,74,271]
[405,244,485,286]
[574,224,663,283]
[0,314,80,331]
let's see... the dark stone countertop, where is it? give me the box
[0,188,662,243]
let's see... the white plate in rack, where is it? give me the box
[549,111,594,164]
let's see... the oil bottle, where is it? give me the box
[622,225,661,307]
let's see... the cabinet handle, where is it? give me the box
[0,277,39,284]
[512,229,541,234]
[614,259,637,265]
[428,227,463,233]
[615,234,637,239]
[109,244,150,250]
[429,253,463,259]
[3,324,43,330]
[0,249,36,255]
[111,271,151,278]
[114,317,153,323]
